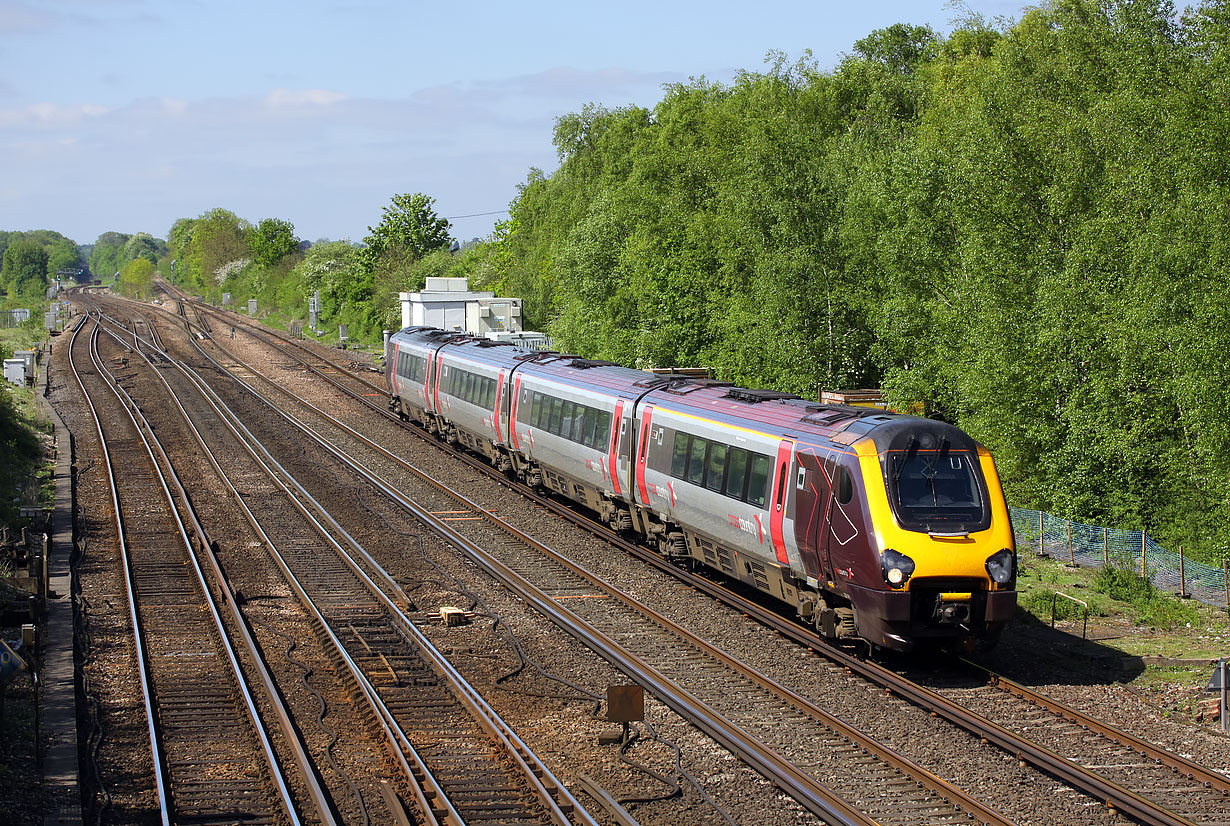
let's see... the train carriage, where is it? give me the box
[507,357,669,529]
[386,326,1017,653]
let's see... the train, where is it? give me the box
[385,326,1017,653]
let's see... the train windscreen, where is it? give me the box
[887,450,988,532]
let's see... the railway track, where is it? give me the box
[84,297,597,826]
[166,290,1230,826]
[145,295,1023,825]
[67,311,309,826]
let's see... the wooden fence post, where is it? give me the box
[1067,520,1075,565]
[1141,530,1147,577]
[1179,547,1187,598]
[1102,527,1108,566]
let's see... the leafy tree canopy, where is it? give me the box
[2,238,50,299]
[250,218,300,268]
[362,193,451,267]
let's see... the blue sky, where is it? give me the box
[0,0,1022,248]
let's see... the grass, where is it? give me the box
[1017,553,1228,658]
[1,319,53,536]
[1016,550,1230,711]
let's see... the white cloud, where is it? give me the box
[0,67,673,242]
[265,88,347,108]
[0,100,112,128]
[0,2,58,33]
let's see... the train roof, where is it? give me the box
[643,383,976,454]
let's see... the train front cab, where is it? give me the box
[840,426,1016,652]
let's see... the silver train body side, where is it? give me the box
[386,327,1017,652]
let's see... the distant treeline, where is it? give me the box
[0,230,83,301]
[157,0,1230,561]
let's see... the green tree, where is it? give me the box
[116,257,155,299]
[171,208,251,290]
[123,233,162,267]
[89,232,130,280]
[852,23,940,75]
[362,193,451,266]
[250,218,300,268]
[2,239,50,298]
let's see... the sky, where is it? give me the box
[0,0,1023,249]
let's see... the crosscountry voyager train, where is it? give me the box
[385,327,1017,652]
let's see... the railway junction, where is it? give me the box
[12,286,1230,826]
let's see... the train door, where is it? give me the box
[509,375,525,454]
[494,369,507,443]
[823,457,862,576]
[768,439,795,566]
[386,342,399,396]
[792,449,830,580]
[606,400,625,496]
[424,347,439,413]
[634,405,655,506]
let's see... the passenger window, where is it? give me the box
[686,437,707,486]
[559,401,574,439]
[582,407,599,448]
[838,466,854,505]
[748,454,771,508]
[706,444,727,492]
[485,378,495,409]
[549,398,563,434]
[599,411,612,449]
[671,433,689,477]
[725,448,749,500]
[571,405,585,443]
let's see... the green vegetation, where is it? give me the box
[163,193,453,340]
[14,0,1226,568]
[87,231,167,283]
[0,322,51,532]
[0,230,81,300]
[1017,556,1204,632]
[420,0,1230,564]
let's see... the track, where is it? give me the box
[153,295,1023,825]
[171,289,1230,826]
[67,311,305,826]
[84,296,595,826]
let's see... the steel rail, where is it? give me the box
[179,291,1219,826]
[71,310,304,826]
[88,303,462,826]
[170,302,1024,826]
[94,297,592,826]
[92,303,343,825]
[66,315,171,826]
[965,662,1230,795]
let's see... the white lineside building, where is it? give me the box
[399,277,550,349]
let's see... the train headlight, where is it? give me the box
[985,549,1015,586]
[881,549,915,588]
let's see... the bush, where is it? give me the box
[1091,564,1201,629]
[1092,565,1157,603]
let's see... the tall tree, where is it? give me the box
[362,193,451,266]
[250,218,300,268]
[2,239,50,298]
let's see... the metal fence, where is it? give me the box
[1010,505,1230,610]
[0,309,31,328]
